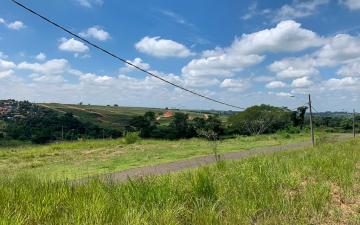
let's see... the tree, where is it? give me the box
[229,105,291,135]
[128,111,158,138]
[169,113,189,139]
[291,106,308,130]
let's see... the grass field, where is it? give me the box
[0,132,320,180]
[0,138,358,224]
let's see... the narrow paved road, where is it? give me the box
[77,134,353,184]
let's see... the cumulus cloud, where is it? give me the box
[291,76,314,88]
[337,61,360,77]
[119,57,151,72]
[7,21,25,30]
[0,18,25,30]
[324,77,360,91]
[79,26,110,41]
[17,59,69,75]
[220,78,250,92]
[135,36,194,58]
[341,0,360,10]
[182,20,322,87]
[58,38,89,53]
[231,20,323,54]
[182,54,264,78]
[272,0,329,22]
[269,56,319,79]
[316,34,360,66]
[35,53,47,61]
[0,59,16,70]
[0,59,16,80]
[265,81,287,89]
[0,70,14,79]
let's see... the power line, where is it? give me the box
[11,0,245,110]
[311,106,320,114]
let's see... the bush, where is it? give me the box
[286,126,301,134]
[124,132,140,144]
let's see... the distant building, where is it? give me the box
[163,111,174,118]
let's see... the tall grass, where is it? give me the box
[0,132,315,180]
[0,139,359,224]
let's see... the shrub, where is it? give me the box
[124,132,140,144]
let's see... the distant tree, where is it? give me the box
[128,111,158,138]
[229,105,291,135]
[79,102,83,105]
[169,113,190,139]
[291,106,308,130]
[114,104,119,107]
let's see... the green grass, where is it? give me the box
[0,132,319,180]
[0,139,358,224]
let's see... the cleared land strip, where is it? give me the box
[77,134,352,183]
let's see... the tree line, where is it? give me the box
[1,102,358,145]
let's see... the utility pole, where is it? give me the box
[308,94,315,147]
[353,109,356,139]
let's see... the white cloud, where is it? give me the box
[18,59,69,75]
[316,34,360,66]
[0,70,14,79]
[341,0,360,10]
[220,78,250,92]
[0,59,16,70]
[269,56,319,79]
[76,0,103,8]
[273,0,329,22]
[120,57,151,72]
[337,61,360,77]
[0,18,5,24]
[35,53,47,61]
[58,38,89,53]
[135,36,194,58]
[182,20,321,86]
[182,54,264,78]
[275,92,293,97]
[324,77,360,91]
[79,26,110,41]
[232,20,323,54]
[0,58,16,80]
[7,21,25,30]
[291,76,314,88]
[265,81,287,89]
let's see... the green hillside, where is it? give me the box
[41,103,211,130]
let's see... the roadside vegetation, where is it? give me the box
[0,139,358,224]
[0,132,315,180]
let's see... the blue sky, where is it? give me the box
[1,0,360,111]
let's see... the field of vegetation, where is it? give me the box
[0,138,358,224]
[41,103,213,129]
[0,132,317,180]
